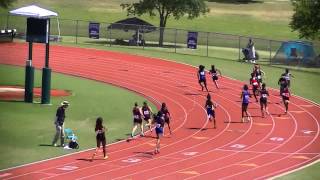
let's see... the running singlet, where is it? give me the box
[242,90,250,104]
[142,106,151,118]
[283,73,290,81]
[260,89,268,99]
[199,71,205,81]
[282,88,290,97]
[133,108,142,119]
[252,78,259,87]
[211,69,217,77]
[255,70,262,80]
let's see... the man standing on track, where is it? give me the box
[52,101,69,147]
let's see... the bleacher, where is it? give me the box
[0,29,16,42]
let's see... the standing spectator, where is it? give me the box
[247,38,256,63]
[91,117,108,161]
[52,101,69,147]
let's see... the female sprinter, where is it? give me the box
[240,84,251,123]
[154,111,165,154]
[209,65,222,89]
[259,83,269,118]
[205,93,217,128]
[197,65,208,92]
[91,117,108,161]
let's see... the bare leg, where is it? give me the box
[214,80,219,89]
[131,124,138,137]
[213,118,216,129]
[140,123,144,136]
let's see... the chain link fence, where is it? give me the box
[1,14,319,67]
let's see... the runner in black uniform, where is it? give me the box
[282,84,291,114]
[131,102,144,138]
[205,93,217,128]
[197,65,208,92]
[161,102,172,135]
[91,117,108,161]
[209,65,222,89]
[142,101,153,133]
[259,83,269,118]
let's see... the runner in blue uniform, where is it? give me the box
[240,84,251,123]
[197,65,208,92]
[209,65,222,89]
[153,111,165,154]
[205,93,217,128]
[142,101,153,133]
[259,83,269,118]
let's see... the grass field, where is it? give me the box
[0,64,155,170]
[0,0,299,40]
[0,0,319,178]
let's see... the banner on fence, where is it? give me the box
[89,22,100,39]
[187,31,198,49]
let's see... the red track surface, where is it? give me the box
[0,43,319,179]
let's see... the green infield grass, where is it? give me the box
[0,64,155,170]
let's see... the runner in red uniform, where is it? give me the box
[250,73,260,102]
[282,84,291,114]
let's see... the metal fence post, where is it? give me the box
[174,28,177,53]
[142,26,145,50]
[75,20,78,44]
[238,36,241,61]
[6,13,9,29]
[269,40,272,64]
[109,25,112,47]
[207,32,209,57]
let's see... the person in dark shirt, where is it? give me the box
[259,83,269,118]
[130,102,144,138]
[52,101,69,147]
[91,117,108,161]
[161,102,172,135]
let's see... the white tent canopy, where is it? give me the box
[9,5,60,38]
[9,5,58,18]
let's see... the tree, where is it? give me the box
[290,0,320,40]
[0,0,16,9]
[121,0,209,46]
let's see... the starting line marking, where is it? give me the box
[56,166,78,171]
[182,152,199,156]
[122,158,141,163]
[291,155,310,160]
[270,137,285,142]
[301,130,315,135]
[0,173,12,178]
[230,144,246,149]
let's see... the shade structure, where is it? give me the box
[108,17,156,33]
[9,5,58,18]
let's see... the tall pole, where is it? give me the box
[24,41,34,103]
[41,18,51,104]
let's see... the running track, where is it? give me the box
[0,43,319,179]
